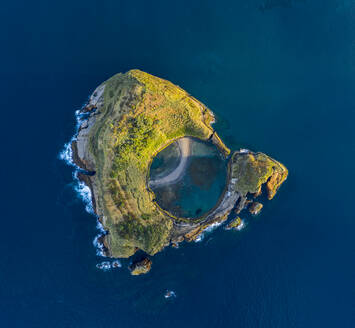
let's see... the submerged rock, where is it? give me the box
[96,260,121,271]
[129,257,152,275]
[96,261,111,271]
[164,290,177,299]
[112,260,122,268]
[249,202,263,215]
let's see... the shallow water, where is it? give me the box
[150,142,180,180]
[1,1,355,327]
[150,139,227,218]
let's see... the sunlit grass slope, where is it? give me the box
[87,70,229,257]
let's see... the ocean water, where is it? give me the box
[1,0,355,327]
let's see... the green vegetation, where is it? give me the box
[82,70,288,259]
[129,258,152,275]
[86,70,230,258]
[249,202,263,215]
[226,216,243,229]
[231,152,288,199]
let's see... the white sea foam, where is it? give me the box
[112,260,122,268]
[93,219,109,258]
[74,176,106,258]
[194,221,223,243]
[75,180,94,214]
[96,259,122,271]
[236,220,246,231]
[96,261,111,271]
[75,109,82,124]
[59,106,87,166]
[60,105,107,259]
[195,234,204,243]
[224,219,246,231]
[205,221,223,232]
[59,140,75,166]
[164,290,177,299]
[75,109,87,129]
[93,235,105,256]
[96,220,107,234]
[94,234,105,256]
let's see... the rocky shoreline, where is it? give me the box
[71,85,238,259]
[70,85,110,256]
[71,97,239,255]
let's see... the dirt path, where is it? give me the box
[149,137,191,187]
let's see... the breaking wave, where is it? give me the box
[236,220,246,231]
[59,105,107,258]
[224,219,246,231]
[59,108,89,166]
[93,235,105,256]
[96,260,122,271]
[195,221,223,243]
[59,140,75,166]
[74,179,94,214]
[164,290,177,299]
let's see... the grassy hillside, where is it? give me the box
[87,70,229,258]
[231,152,288,199]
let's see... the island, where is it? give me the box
[71,70,288,274]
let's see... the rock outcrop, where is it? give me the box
[226,217,244,230]
[129,258,152,275]
[249,202,263,215]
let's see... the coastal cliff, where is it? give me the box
[71,70,288,271]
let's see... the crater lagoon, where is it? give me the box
[149,138,227,218]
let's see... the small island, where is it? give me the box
[71,70,288,274]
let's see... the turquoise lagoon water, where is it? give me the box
[150,139,227,218]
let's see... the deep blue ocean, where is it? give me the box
[1,1,354,327]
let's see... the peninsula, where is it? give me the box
[71,70,288,273]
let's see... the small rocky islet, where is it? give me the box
[70,70,288,275]
[226,217,244,230]
[129,258,152,276]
